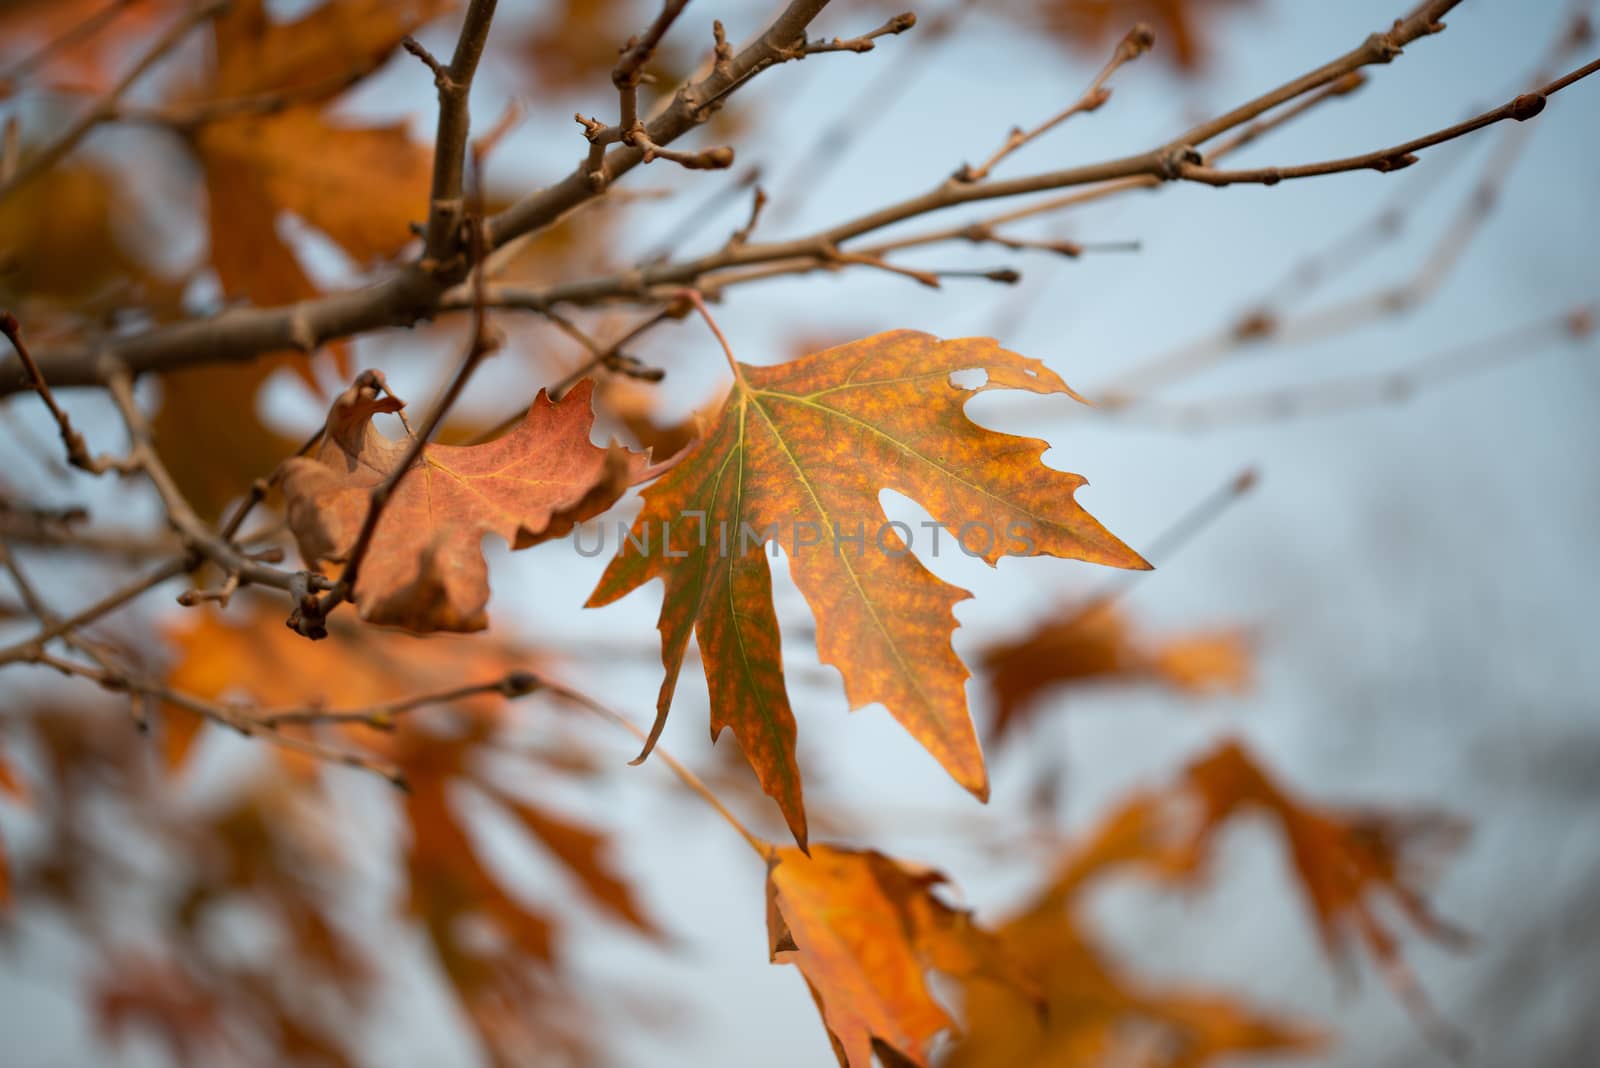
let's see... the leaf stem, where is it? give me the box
[538,673,774,860]
[677,289,747,388]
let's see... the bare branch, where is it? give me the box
[102,367,331,600]
[957,22,1152,183]
[1176,63,1595,187]
[256,670,546,729]
[415,0,501,265]
[19,648,406,786]
[3,0,839,393]
[1110,304,1597,431]
[800,11,916,55]
[0,312,130,473]
[0,557,187,667]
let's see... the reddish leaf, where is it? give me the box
[280,376,649,632]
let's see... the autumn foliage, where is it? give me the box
[0,0,1594,1065]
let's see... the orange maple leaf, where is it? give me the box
[948,902,1324,1068]
[589,331,1147,846]
[280,376,648,633]
[145,0,450,513]
[188,0,446,313]
[1032,740,1469,1037]
[159,600,534,773]
[766,844,1038,1068]
[0,1,185,94]
[158,603,654,1063]
[1170,743,1472,980]
[982,601,1251,739]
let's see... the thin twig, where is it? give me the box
[537,672,772,859]
[1098,12,1599,403]
[1176,64,1594,186]
[467,307,677,446]
[255,672,544,729]
[678,289,745,386]
[768,4,958,224]
[0,557,187,667]
[20,649,406,786]
[1112,305,1596,431]
[800,11,917,55]
[958,23,1152,183]
[413,0,500,266]
[637,164,762,265]
[0,312,126,472]
[104,368,331,598]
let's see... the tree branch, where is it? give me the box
[1176,64,1592,187]
[414,0,500,265]
[2,0,838,394]
[957,22,1152,183]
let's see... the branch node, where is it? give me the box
[1158,144,1202,180]
[401,36,452,88]
[1508,92,1546,121]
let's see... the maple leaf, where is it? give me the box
[143,0,448,511]
[0,161,180,320]
[765,844,1037,1068]
[982,601,1251,740]
[1029,740,1468,1033]
[1167,742,1472,980]
[179,0,444,318]
[279,376,648,633]
[157,603,653,1064]
[0,0,184,94]
[589,330,1147,845]
[948,904,1324,1068]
